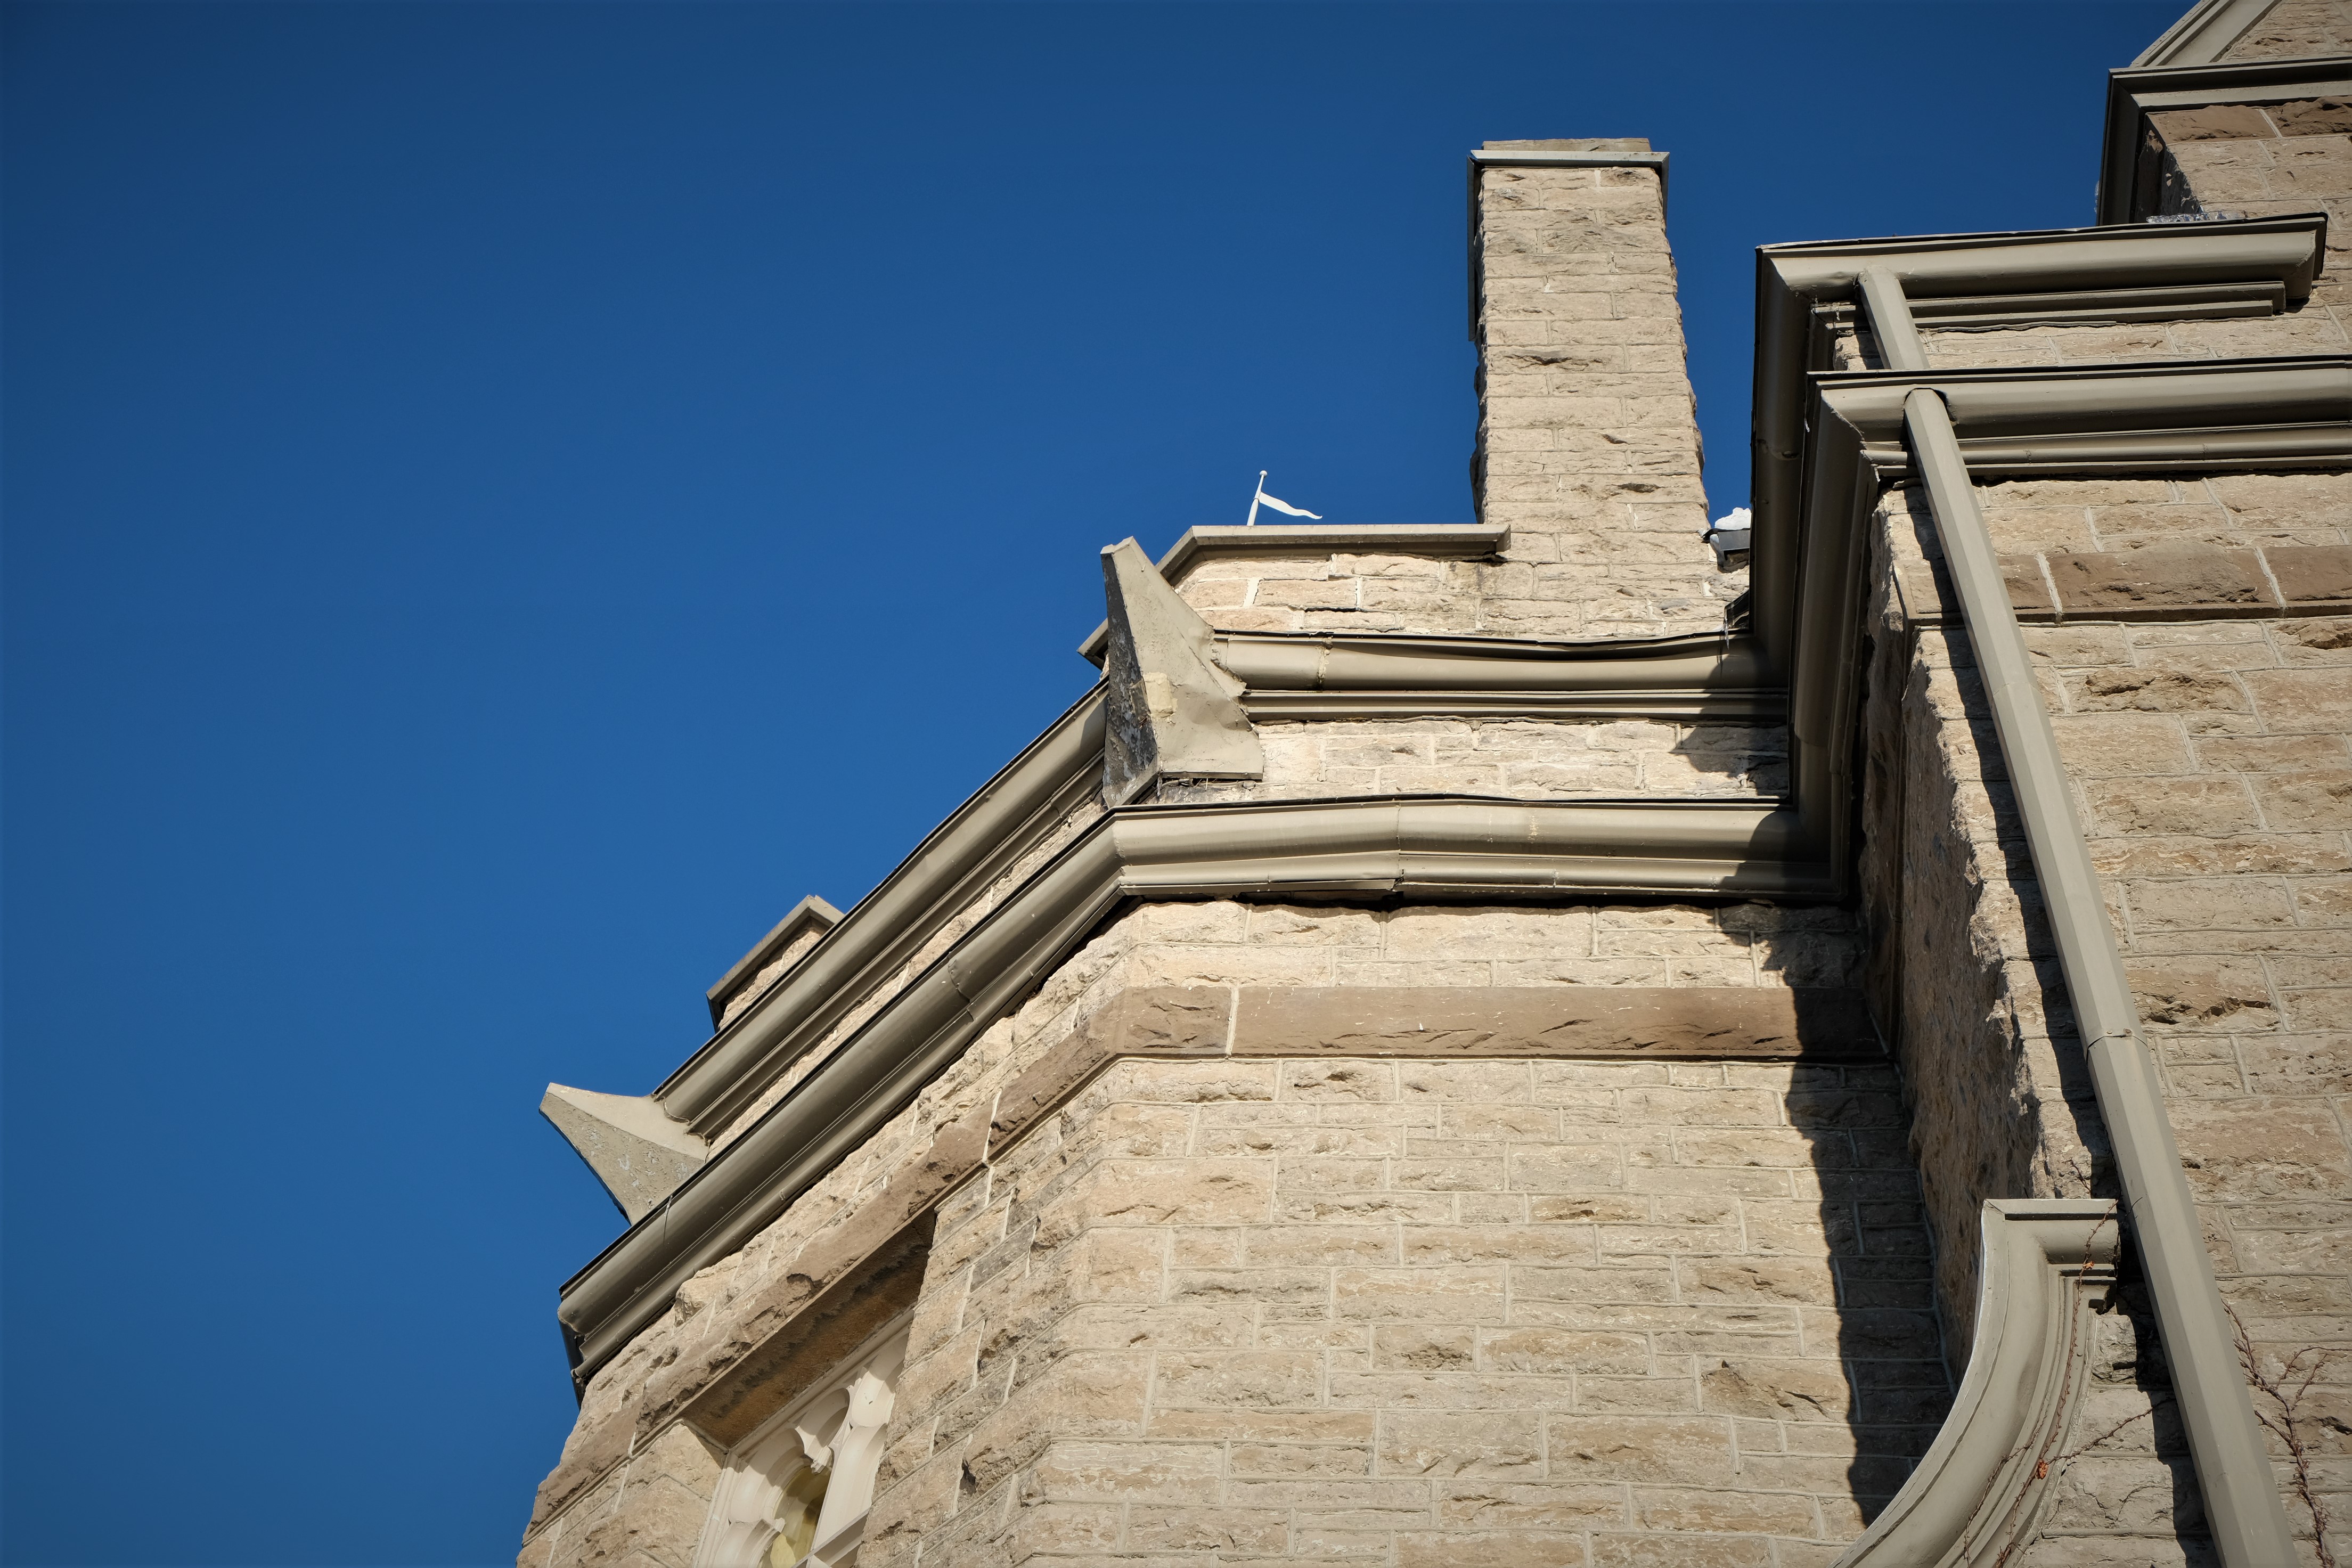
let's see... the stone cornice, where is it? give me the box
[2097,55,2352,224]
[655,628,1777,1140]
[562,794,1825,1378]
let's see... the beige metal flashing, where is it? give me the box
[1074,522,1505,665]
[2097,57,2352,225]
[705,894,843,1029]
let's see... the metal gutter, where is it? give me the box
[2097,58,2352,225]
[655,629,1775,1137]
[1220,628,1776,720]
[1752,216,2328,676]
[1815,356,2352,440]
[562,791,1817,1378]
[1859,276,2299,1568]
[1812,280,2289,336]
[656,689,1108,1138]
[567,218,2346,1423]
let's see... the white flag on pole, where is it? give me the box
[1247,471,1321,525]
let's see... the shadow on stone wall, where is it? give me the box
[1784,1046,1955,1528]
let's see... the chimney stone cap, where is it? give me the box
[1481,137,1652,152]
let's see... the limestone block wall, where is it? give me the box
[1469,144,1736,641]
[1858,471,2352,1566]
[520,897,1899,1566]
[1161,717,1787,807]
[2219,0,2352,63]
[518,1425,721,1568]
[2153,101,2352,304]
[863,1051,1941,1568]
[1856,497,2213,1564]
[1823,303,2352,374]
[1165,552,1494,641]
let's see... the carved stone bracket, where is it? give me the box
[1835,1198,2122,1566]
[1098,536,1262,805]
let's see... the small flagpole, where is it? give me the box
[1246,470,1266,527]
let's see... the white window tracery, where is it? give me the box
[693,1318,910,1568]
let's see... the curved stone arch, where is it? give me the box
[693,1316,912,1568]
[1836,1198,2122,1566]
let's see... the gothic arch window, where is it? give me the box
[692,1317,911,1568]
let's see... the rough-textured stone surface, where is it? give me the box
[1153,151,1738,645]
[1471,149,1736,641]
[523,1424,723,1568]
[1860,468,2352,1567]
[1163,716,1786,805]
[860,1054,1941,1567]
[2217,0,2352,61]
[522,900,1879,1561]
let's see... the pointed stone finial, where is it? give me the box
[540,1084,708,1223]
[1099,538,1263,805]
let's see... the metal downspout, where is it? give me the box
[1859,267,2296,1567]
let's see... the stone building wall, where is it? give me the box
[520,899,1918,1568]
[2219,0,2352,61]
[1162,552,1496,642]
[862,1050,1936,1568]
[1161,718,1785,808]
[1858,467,2352,1566]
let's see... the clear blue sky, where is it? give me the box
[3,2,2176,1562]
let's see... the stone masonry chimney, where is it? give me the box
[1472,138,1734,638]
